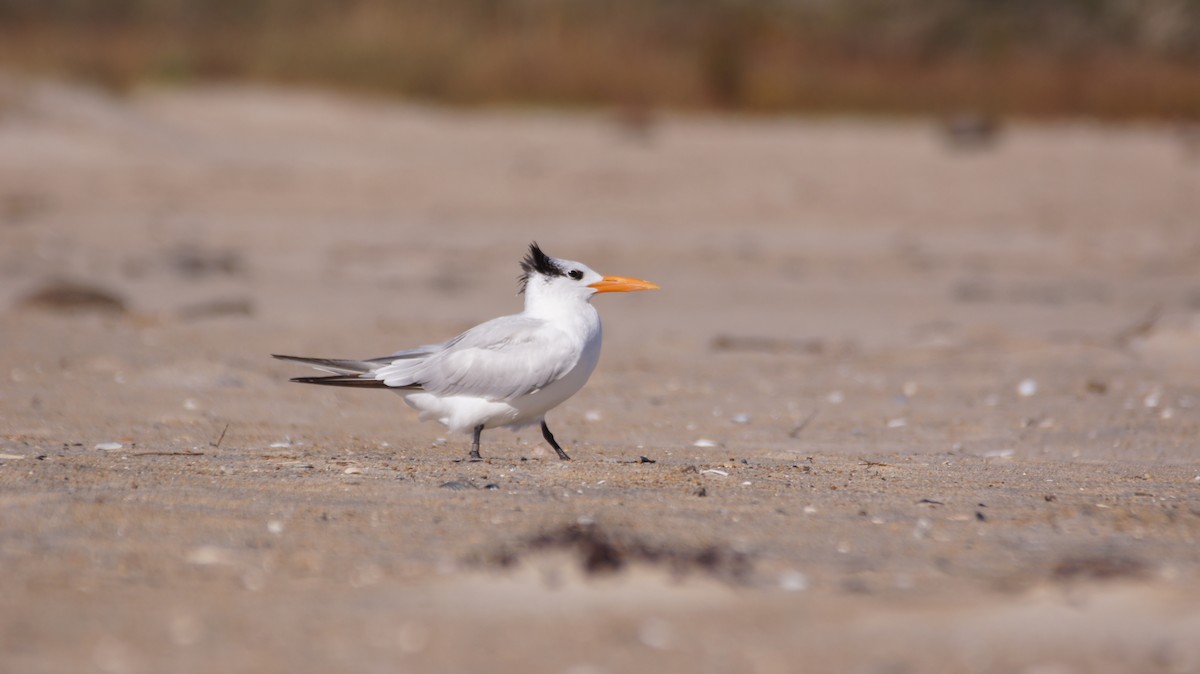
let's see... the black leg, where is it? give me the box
[541,420,571,461]
[469,424,484,461]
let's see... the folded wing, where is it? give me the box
[373,316,579,401]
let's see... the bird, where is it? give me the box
[273,243,658,461]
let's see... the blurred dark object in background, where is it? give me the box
[18,279,127,314]
[1,0,1199,118]
[940,111,1003,150]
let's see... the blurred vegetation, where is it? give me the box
[2,0,1200,117]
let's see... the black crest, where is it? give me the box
[518,242,564,293]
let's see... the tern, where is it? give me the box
[274,243,658,461]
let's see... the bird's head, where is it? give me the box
[518,242,658,301]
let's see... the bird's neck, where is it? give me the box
[523,290,598,329]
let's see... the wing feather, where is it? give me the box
[373,315,578,400]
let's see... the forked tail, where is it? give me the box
[272,354,418,389]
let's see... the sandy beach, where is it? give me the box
[1,79,1199,673]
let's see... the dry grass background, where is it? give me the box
[3,0,1200,117]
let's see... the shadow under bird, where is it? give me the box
[274,243,658,461]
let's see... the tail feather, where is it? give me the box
[289,374,418,389]
[272,354,380,375]
[273,354,422,390]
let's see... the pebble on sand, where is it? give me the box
[185,546,237,566]
[1017,379,1038,397]
[94,442,123,451]
[912,517,934,540]
[780,570,808,592]
[693,438,719,447]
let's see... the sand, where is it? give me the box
[1,79,1199,673]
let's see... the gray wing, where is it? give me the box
[385,343,447,360]
[372,315,579,400]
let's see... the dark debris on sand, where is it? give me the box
[18,279,126,314]
[483,522,752,582]
[1052,552,1149,581]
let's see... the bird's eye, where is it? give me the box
[568,269,584,280]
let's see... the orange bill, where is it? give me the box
[588,276,660,293]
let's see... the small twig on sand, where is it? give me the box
[129,451,205,457]
[788,408,820,438]
[1113,303,1162,348]
[211,423,229,449]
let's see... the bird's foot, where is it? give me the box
[540,421,571,461]
[468,425,485,462]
